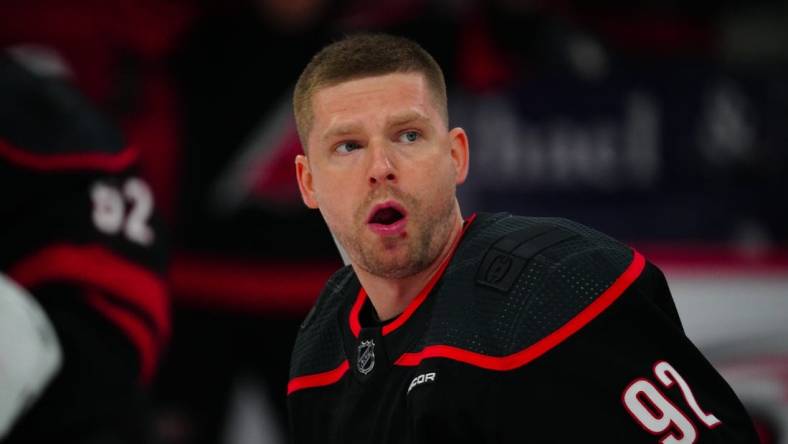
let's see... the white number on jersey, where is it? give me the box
[90,177,154,245]
[622,361,721,444]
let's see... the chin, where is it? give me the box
[372,266,419,280]
[360,254,412,279]
[376,252,433,279]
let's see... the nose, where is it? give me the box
[368,143,396,185]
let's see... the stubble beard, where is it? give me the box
[336,185,457,280]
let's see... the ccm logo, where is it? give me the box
[408,372,436,394]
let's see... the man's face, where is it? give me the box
[295,72,469,279]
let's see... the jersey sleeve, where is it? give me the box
[479,256,759,443]
[0,54,169,384]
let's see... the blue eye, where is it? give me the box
[399,131,420,143]
[336,141,361,154]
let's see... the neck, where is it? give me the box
[353,209,465,322]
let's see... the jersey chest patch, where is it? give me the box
[357,339,376,375]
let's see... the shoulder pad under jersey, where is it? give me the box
[419,213,642,367]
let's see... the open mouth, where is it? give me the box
[367,202,407,226]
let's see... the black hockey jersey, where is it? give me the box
[287,212,758,443]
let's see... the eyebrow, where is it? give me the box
[385,111,430,127]
[320,111,432,142]
[321,122,362,141]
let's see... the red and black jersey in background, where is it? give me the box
[288,213,759,443]
[0,54,168,443]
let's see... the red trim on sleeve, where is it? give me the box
[287,360,350,395]
[86,291,158,385]
[350,213,478,338]
[0,138,139,173]
[395,250,646,369]
[8,244,170,341]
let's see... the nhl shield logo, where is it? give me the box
[357,340,376,375]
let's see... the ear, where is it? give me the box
[448,127,469,185]
[295,154,319,209]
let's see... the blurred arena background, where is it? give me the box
[1,0,786,443]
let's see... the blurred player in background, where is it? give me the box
[0,50,168,443]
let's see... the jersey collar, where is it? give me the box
[349,213,477,338]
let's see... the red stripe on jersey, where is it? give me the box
[395,250,646,369]
[348,288,365,338]
[87,291,158,385]
[287,360,350,395]
[0,138,138,172]
[350,214,478,338]
[8,244,169,341]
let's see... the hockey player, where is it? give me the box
[285,34,759,442]
[0,52,168,443]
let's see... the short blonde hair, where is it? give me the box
[293,33,448,151]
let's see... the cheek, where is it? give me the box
[313,177,355,221]
[317,201,349,240]
[418,157,455,191]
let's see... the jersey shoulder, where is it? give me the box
[289,265,357,379]
[425,213,644,360]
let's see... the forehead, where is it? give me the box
[309,72,441,137]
